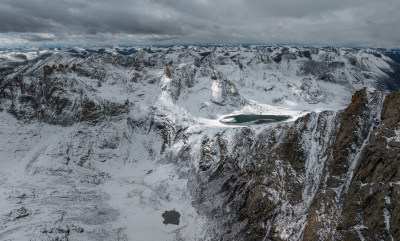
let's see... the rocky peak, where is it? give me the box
[165,65,171,78]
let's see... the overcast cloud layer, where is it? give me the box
[0,0,399,47]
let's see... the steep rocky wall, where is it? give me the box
[337,91,400,241]
[302,88,383,240]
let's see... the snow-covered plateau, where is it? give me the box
[0,45,399,240]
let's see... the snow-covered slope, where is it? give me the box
[0,45,399,240]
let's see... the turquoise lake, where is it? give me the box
[219,114,291,126]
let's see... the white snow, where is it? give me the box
[383,196,394,241]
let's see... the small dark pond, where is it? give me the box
[162,210,181,225]
[219,114,291,126]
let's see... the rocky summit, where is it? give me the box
[0,45,399,240]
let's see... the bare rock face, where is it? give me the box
[337,91,400,241]
[302,88,381,241]
[165,65,171,78]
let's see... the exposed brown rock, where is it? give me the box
[337,91,400,240]
[165,65,171,78]
[303,88,381,241]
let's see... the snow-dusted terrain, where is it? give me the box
[0,45,399,240]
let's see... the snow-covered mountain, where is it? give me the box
[0,45,399,240]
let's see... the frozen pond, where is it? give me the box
[219,114,291,126]
[162,210,181,225]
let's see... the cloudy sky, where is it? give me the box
[0,0,399,48]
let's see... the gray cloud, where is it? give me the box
[0,0,399,47]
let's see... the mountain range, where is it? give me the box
[0,45,399,240]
